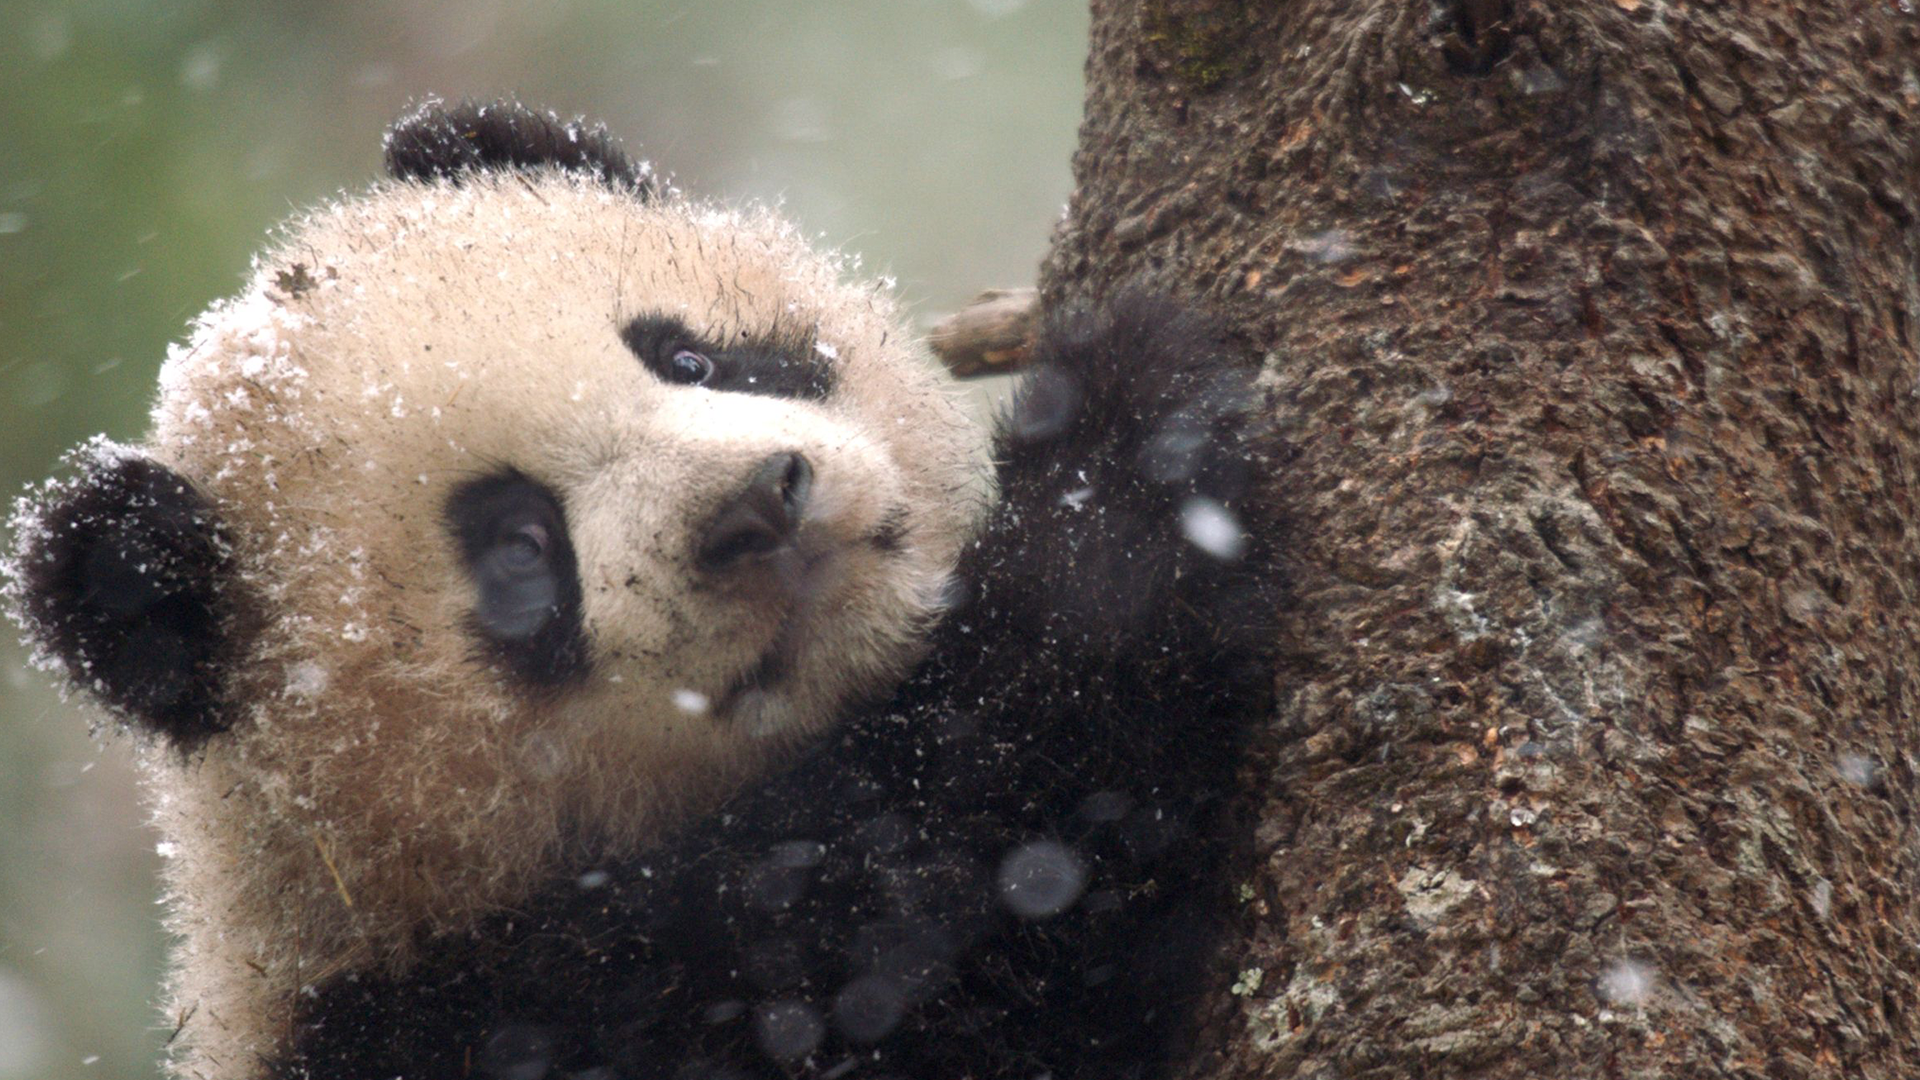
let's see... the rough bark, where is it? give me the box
[1039,1,1920,1077]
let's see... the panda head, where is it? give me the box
[4,98,989,1015]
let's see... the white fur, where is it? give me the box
[130,173,989,1079]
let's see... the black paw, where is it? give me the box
[981,292,1278,663]
[1008,291,1270,564]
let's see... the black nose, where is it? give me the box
[697,452,813,572]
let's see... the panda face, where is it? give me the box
[126,172,987,972]
[1,102,1004,1079]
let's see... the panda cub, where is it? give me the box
[7,100,1280,1080]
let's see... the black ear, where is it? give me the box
[7,446,239,748]
[383,97,655,196]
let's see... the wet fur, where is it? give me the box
[8,100,986,1080]
[7,100,1281,1080]
[274,297,1282,1079]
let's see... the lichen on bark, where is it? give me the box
[1139,0,1261,91]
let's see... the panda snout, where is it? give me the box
[696,452,813,573]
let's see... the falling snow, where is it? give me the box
[1810,878,1833,919]
[0,969,51,1075]
[754,1000,825,1061]
[1835,752,1879,787]
[832,974,907,1042]
[284,661,329,700]
[179,43,222,90]
[997,840,1087,918]
[1596,960,1655,1006]
[1179,496,1247,561]
[1295,228,1356,264]
[477,1024,553,1080]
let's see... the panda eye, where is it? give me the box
[620,314,835,400]
[445,473,588,689]
[667,349,714,386]
[492,520,549,572]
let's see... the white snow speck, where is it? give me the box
[179,43,221,90]
[521,731,566,779]
[813,341,839,361]
[673,689,711,715]
[284,661,329,700]
[158,290,312,407]
[0,969,51,1074]
[753,1000,824,1061]
[1179,496,1247,561]
[1836,752,1879,786]
[1059,486,1094,511]
[1296,228,1356,264]
[1596,960,1655,1006]
[27,12,69,62]
[997,840,1086,918]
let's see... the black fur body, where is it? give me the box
[274,294,1282,1079]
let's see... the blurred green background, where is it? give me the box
[0,2,1086,1075]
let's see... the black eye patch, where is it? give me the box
[445,472,589,690]
[620,314,834,401]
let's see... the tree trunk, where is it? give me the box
[1040,1,1920,1076]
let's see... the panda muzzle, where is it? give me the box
[696,452,813,574]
